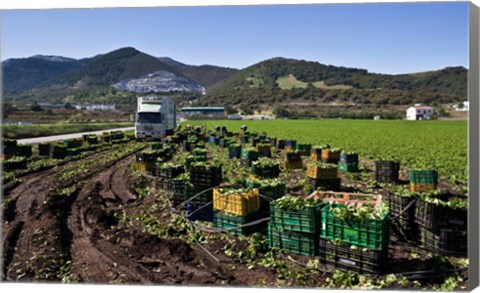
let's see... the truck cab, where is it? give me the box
[135,96,176,140]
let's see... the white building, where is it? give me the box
[75,104,116,111]
[406,105,434,120]
[453,101,469,111]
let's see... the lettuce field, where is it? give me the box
[185,120,468,183]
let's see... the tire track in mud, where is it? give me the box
[1,145,144,281]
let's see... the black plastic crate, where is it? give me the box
[414,197,467,231]
[39,143,51,156]
[374,161,400,183]
[189,165,222,187]
[418,226,467,257]
[50,144,67,159]
[387,193,418,241]
[318,236,388,276]
[308,177,341,191]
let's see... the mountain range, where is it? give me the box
[1,47,467,109]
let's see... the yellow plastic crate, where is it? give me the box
[284,145,294,151]
[321,149,341,162]
[306,163,338,179]
[213,188,260,216]
[410,183,437,193]
[137,161,155,173]
[282,160,303,170]
[310,153,321,161]
[102,132,109,136]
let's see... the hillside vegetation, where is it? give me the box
[210,57,467,98]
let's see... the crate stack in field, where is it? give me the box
[213,187,263,235]
[184,161,222,222]
[2,139,28,172]
[338,152,359,173]
[375,160,400,183]
[156,163,185,191]
[386,193,417,241]
[296,143,312,156]
[268,196,325,256]
[310,146,323,162]
[247,158,284,215]
[409,169,438,193]
[228,144,242,159]
[136,151,158,173]
[306,161,341,191]
[241,147,259,166]
[283,140,297,151]
[256,143,272,158]
[414,193,467,256]
[283,150,303,170]
[316,191,390,275]
[321,148,341,164]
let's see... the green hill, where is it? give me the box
[2,57,83,91]
[210,57,467,98]
[182,65,237,91]
[48,47,179,88]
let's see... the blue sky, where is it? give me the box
[0,2,469,74]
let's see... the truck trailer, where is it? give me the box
[135,96,176,140]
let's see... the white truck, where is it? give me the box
[135,96,176,140]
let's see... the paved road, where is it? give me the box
[17,127,135,145]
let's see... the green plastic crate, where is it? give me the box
[268,224,318,256]
[409,170,438,184]
[241,149,259,161]
[338,161,359,173]
[270,201,325,233]
[213,211,264,236]
[321,204,390,249]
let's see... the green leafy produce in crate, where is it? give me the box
[321,203,390,249]
[270,195,325,233]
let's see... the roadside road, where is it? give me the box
[17,127,135,145]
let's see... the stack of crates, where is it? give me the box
[310,146,323,162]
[268,198,325,256]
[15,145,33,158]
[414,194,467,256]
[3,157,28,172]
[50,144,68,159]
[136,151,157,173]
[245,177,286,200]
[284,140,297,151]
[213,187,263,235]
[256,143,272,158]
[2,138,17,160]
[228,144,242,159]
[375,161,400,183]
[409,169,438,193]
[186,162,222,221]
[283,150,303,170]
[306,162,340,191]
[338,153,359,173]
[296,143,312,156]
[241,148,259,166]
[185,155,206,170]
[157,164,185,191]
[319,202,390,275]
[38,143,51,157]
[251,158,280,179]
[387,193,417,241]
[321,148,341,164]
